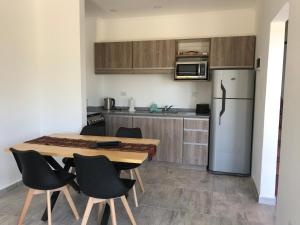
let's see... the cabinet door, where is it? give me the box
[133,40,176,73]
[183,144,208,166]
[183,118,209,167]
[210,36,256,69]
[95,42,133,74]
[133,116,183,163]
[104,115,133,136]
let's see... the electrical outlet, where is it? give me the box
[120,91,127,96]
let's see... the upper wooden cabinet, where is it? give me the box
[210,36,256,69]
[94,36,256,74]
[132,40,176,73]
[95,40,175,74]
[95,42,133,74]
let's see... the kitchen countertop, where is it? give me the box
[87,106,210,119]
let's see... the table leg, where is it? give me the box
[41,156,80,221]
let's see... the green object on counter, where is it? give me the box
[149,104,162,113]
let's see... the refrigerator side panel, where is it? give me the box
[209,99,253,175]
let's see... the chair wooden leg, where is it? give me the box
[130,170,139,207]
[46,191,52,225]
[134,168,145,193]
[81,197,94,225]
[120,196,137,225]
[62,186,79,220]
[109,199,117,225]
[17,189,34,225]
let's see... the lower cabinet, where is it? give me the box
[183,118,209,167]
[182,144,208,166]
[132,116,183,163]
[103,115,133,136]
[103,114,210,166]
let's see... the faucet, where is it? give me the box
[162,105,173,112]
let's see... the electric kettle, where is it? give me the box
[104,98,115,110]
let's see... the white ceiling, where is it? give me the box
[86,0,256,18]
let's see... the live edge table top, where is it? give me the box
[5,133,160,164]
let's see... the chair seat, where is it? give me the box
[114,162,140,171]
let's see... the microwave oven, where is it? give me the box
[175,61,208,80]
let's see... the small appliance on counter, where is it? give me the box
[104,97,115,110]
[129,97,136,113]
[196,104,210,115]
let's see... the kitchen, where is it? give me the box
[87,30,256,174]
[81,2,267,223]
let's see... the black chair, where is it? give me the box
[11,149,79,225]
[114,127,145,207]
[62,124,106,171]
[80,123,106,136]
[74,154,137,225]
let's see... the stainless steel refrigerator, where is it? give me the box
[209,70,255,176]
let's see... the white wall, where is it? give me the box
[0,0,86,190]
[253,0,300,224]
[96,9,256,41]
[36,0,85,134]
[86,17,103,107]
[86,9,256,108]
[252,0,287,204]
[0,0,41,190]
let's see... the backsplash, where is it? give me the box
[87,74,212,108]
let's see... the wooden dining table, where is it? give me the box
[5,133,160,225]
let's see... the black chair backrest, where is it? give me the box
[11,149,64,190]
[74,154,130,199]
[12,151,22,173]
[115,127,142,139]
[80,124,106,136]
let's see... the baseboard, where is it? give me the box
[258,196,277,206]
[0,180,22,197]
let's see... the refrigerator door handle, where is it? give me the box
[219,80,226,125]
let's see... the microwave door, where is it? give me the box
[176,64,199,77]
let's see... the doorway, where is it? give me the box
[275,21,288,196]
[260,3,289,204]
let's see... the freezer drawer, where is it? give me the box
[209,99,253,175]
